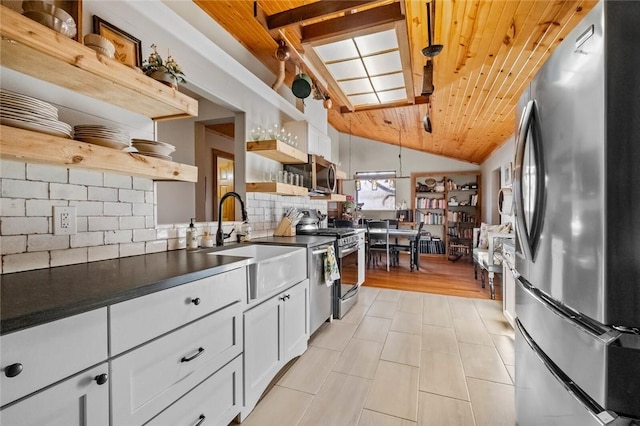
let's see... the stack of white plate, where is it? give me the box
[131,139,176,160]
[0,90,72,138]
[74,125,130,150]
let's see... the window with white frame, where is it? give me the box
[355,171,396,210]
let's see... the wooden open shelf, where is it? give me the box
[246,182,308,196]
[246,140,307,164]
[0,5,198,121]
[0,125,197,182]
[309,193,347,202]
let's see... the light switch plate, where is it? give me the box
[53,206,77,235]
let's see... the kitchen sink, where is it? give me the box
[209,245,307,301]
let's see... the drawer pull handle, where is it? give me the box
[279,294,291,301]
[191,297,201,305]
[181,347,205,363]
[194,414,206,426]
[5,363,23,378]
[94,373,108,385]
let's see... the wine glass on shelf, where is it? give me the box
[268,124,279,140]
[250,126,263,141]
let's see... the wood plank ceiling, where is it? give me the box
[195,0,596,164]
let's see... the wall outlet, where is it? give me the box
[53,206,77,235]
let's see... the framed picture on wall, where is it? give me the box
[92,15,142,67]
[502,162,512,188]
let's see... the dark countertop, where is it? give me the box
[0,246,254,335]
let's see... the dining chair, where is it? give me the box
[366,220,391,271]
[390,221,424,271]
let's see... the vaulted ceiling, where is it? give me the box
[195,0,596,164]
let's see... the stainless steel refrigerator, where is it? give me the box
[513,1,640,424]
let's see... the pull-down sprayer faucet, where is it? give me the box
[216,192,248,246]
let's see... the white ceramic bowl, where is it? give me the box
[84,33,115,55]
[22,2,76,38]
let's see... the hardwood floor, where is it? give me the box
[362,253,503,301]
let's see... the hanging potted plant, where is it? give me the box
[141,44,186,89]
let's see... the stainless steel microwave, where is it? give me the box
[284,155,336,194]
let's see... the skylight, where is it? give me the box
[311,27,410,108]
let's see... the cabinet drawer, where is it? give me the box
[147,355,242,426]
[111,302,242,426]
[0,363,109,426]
[110,267,246,355]
[0,308,107,406]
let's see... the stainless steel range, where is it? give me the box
[296,210,365,319]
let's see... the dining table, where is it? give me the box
[366,227,420,271]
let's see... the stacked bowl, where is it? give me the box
[84,34,115,58]
[132,139,176,160]
[22,1,77,38]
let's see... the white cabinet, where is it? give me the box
[146,355,242,426]
[283,120,332,161]
[0,308,107,406]
[242,279,309,418]
[111,302,242,425]
[110,267,246,355]
[0,363,109,426]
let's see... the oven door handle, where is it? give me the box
[340,245,358,257]
[312,246,332,256]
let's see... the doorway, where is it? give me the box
[213,149,235,221]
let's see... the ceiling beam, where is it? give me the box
[302,2,404,44]
[265,0,381,31]
[339,96,429,114]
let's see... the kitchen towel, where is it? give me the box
[324,246,340,286]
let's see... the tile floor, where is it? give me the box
[240,286,516,426]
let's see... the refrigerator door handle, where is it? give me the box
[513,99,546,260]
[518,276,619,344]
[516,318,623,425]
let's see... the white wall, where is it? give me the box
[338,133,479,211]
[480,134,516,225]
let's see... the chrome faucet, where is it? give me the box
[216,192,248,246]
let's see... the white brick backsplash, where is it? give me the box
[69,169,103,186]
[104,202,132,216]
[28,234,70,252]
[70,201,104,216]
[25,199,68,216]
[1,235,27,255]
[156,228,169,239]
[145,190,155,204]
[104,173,132,189]
[120,242,145,257]
[146,215,155,228]
[167,237,186,250]
[1,198,25,216]
[132,177,153,191]
[119,216,145,230]
[77,216,88,232]
[51,247,87,267]
[88,244,119,262]
[133,202,153,216]
[88,217,119,231]
[3,251,50,273]
[133,228,156,242]
[1,217,49,235]
[71,231,104,247]
[105,230,133,244]
[119,189,145,203]
[88,187,118,202]
[145,239,167,254]
[50,183,87,200]
[26,164,67,183]
[1,179,49,199]
[1,160,25,179]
